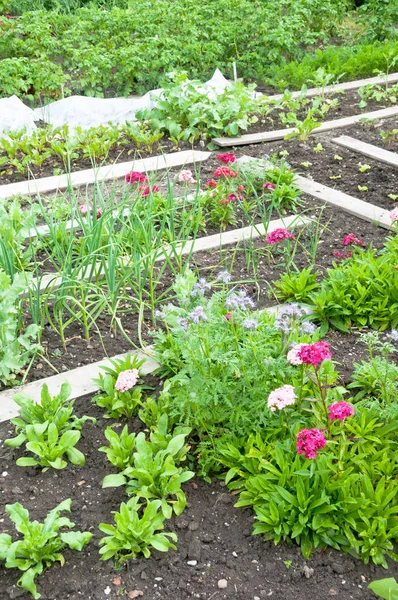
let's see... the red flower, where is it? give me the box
[217,153,236,164]
[139,184,161,197]
[332,250,352,260]
[214,166,238,178]
[328,401,355,422]
[206,179,218,188]
[125,171,148,184]
[238,185,245,191]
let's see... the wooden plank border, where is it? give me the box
[332,135,398,168]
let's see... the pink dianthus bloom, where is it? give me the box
[332,250,352,260]
[213,166,239,178]
[298,341,332,366]
[115,369,139,393]
[125,171,148,184]
[78,204,88,215]
[287,344,305,365]
[267,384,297,412]
[263,182,277,190]
[227,193,242,202]
[296,428,326,459]
[265,228,295,245]
[225,312,231,320]
[390,207,398,221]
[342,233,364,246]
[328,401,354,421]
[139,184,161,197]
[217,153,236,164]
[178,169,196,184]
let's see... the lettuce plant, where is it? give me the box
[0,499,92,599]
[99,497,177,566]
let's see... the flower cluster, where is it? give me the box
[332,250,352,261]
[274,303,313,335]
[242,318,258,330]
[115,369,139,393]
[328,401,355,422]
[178,169,196,184]
[263,182,276,190]
[265,228,295,246]
[287,344,306,365]
[176,317,189,330]
[296,428,327,459]
[191,278,212,297]
[267,385,296,412]
[297,341,332,366]
[125,170,148,184]
[225,290,256,311]
[216,270,232,283]
[206,179,217,188]
[390,207,398,221]
[342,233,364,246]
[213,166,239,178]
[139,184,161,197]
[189,305,208,324]
[217,153,236,164]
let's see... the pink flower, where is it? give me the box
[125,171,148,184]
[178,169,196,184]
[220,198,231,205]
[267,385,297,412]
[390,207,398,221]
[328,401,355,421]
[263,182,277,190]
[225,313,231,320]
[214,166,239,178]
[139,184,161,197]
[78,204,88,215]
[265,228,295,245]
[287,344,305,365]
[342,233,364,246]
[238,185,245,191]
[115,369,139,393]
[296,428,327,459]
[217,153,236,164]
[298,342,332,366]
[206,179,218,188]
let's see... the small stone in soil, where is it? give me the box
[218,579,228,589]
[187,560,198,566]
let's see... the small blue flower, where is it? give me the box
[216,270,232,284]
[189,306,208,324]
[176,317,189,330]
[243,318,258,330]
[191,278,212,297]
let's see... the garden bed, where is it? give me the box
[0,389,396,600]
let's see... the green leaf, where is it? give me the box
[60,531,92,551]
[16,457,39,467]
[368,578,398,599]
[102,474,127,488]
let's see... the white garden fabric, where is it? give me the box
[0,69,231,133]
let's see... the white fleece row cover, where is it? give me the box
[0,69,231,133]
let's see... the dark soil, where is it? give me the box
[248,86,395,135]
[224,121,398,212]
[0,393,396,600]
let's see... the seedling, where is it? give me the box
[359,163,371,173]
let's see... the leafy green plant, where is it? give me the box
[93,354,147,418]
[137,72,259,142]
[0,499,92,599]
[348,332,398,407]
[99,497,177,566]
[273,267,319,302]
[5,382,95,449]
[102,431,194,518]
[99,424,136,470]
[309,235,398,333]
[284,108,324,141]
